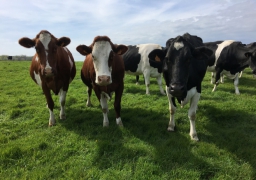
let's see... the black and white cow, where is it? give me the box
[149,33,213,141]
[122,44,166,95]
[204,40,256,94]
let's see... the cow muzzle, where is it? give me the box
[42,67,55,77]
[97,75,111,86]
[169,83,186,99]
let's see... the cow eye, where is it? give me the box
[35,46,39,53]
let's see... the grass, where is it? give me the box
[0,61,256,179]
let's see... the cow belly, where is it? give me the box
[221,70,238,79]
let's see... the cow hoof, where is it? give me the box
[117,121,124,127]
[48,123,55,127]
[60,114,66,120]
[167,127,175,131]
[190,134,199,141]
[103,122,109,127]
[136,82,140,85]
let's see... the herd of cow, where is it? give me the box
[18,30,256,141]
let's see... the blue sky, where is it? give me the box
[1,0,256,61]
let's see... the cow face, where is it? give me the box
[76,36,127,86]
[149,36,212,100]
[18,30,70,77]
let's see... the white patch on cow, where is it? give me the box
[35,56,39,61]
[48,109,55,126]
[92,41,112,84]
[33,71,41,86]
[180,87,198,108]
[215,40,235,65]
[39,32,52,69]
[174,42,184,50]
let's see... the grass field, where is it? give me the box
[0,61,256,179]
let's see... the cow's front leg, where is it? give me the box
[86,86,93,107]
[59,88,67,119]
[42,83,55,126]
[233,73,240,95]
[166,86,176,131]
[114,87,123,127]
[211,72,216,84]
[100,92,109,127]
[188,93,200,141]
[143,70,151,95]
[157,75,166,95]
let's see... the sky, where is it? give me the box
[1,0,256,61]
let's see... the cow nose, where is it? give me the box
[98,75,111,85]
[169,83,185,97]
[44,68,54,77]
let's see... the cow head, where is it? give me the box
[76,36,127,86]
[149,35,212,100]
[18,30,71,77]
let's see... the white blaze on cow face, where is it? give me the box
[39,32,52,70]
[92,41,113,85]
[174,42,184,50]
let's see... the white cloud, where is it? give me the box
[0,0,255,60]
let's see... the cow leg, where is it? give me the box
[114,87,124,127]
[211,72,216,84]
[212,69,222,92]
[233,74,240,95]
[143,70,150,95]
[136,75,140,85]
[166,86,176,131]
[188,93,200,141]
[86,86,92,107]
[239,71,243,78]
[157,75,166,95]
[42,84,55,126]
[220,73,224,83]
[100,92,109,127]
[59,88,67,120]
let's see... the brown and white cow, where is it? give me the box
[18,30,76,126]
[76,36,127,127]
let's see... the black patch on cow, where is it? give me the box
[122,45,141,72]
[149,59,163,73]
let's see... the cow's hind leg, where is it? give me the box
[166,86,176,131]
[136,75,140,85]
[188,93,200,141]
[59,88,67,120]
[143,70,150,95]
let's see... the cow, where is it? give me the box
[148,33,213,141]
[122,44,166,95]
[204,40,256,94]
[76,36,128,127]
[8,56,12,60]
[18,30,76,126]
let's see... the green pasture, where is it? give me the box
[0,61,256,179]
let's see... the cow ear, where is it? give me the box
[115,45,128,55]
[57,37,70,47]
[76,45,92,56]
[245,52,252,58]
[148,49,166,62]
[18,37,35,48]
[193,47,213,58]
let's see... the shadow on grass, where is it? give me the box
[198,104,256,178]
[61,105,220,179]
